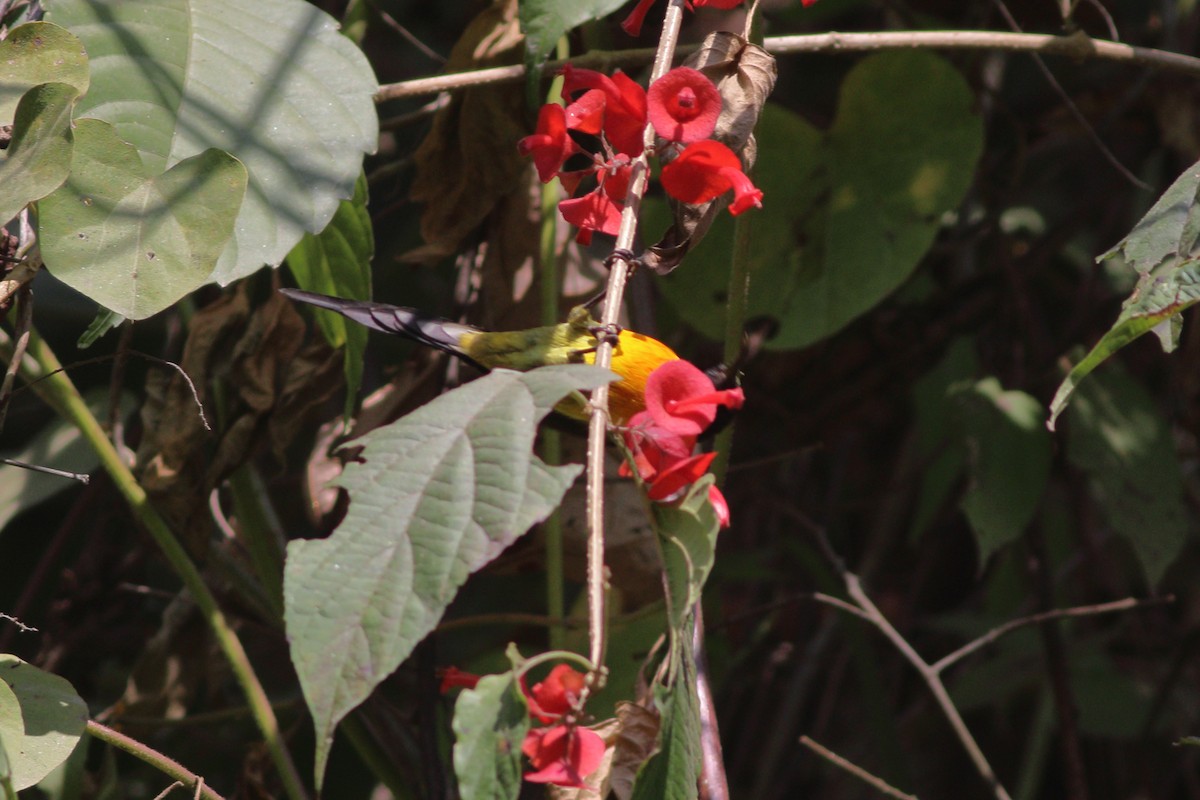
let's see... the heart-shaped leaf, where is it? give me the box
[0,82,80,226]
[0,656,87,792]
[0,22,89,125]
[38,118,248,319]
[47,0,378,284]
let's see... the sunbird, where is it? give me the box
[280,288,680,424]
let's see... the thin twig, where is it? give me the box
[990,0,1150,190]
[0,256,38,307]
[1,458,90,483]
[931,595,1172,674]
[805,527,1013,800]
[375,30,1200,101]
[0,613,37,633]
[583,0,687,685]
[800,735,920,800]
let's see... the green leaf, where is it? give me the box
[75,310,125,349]
[656,51,982,349]
[1047,164,1200,428]
[1177,737,1200,748]
[38,118,248,319]
[0,82,80,226]
[47,0,379,285]
[629,633,701,800]
[1065,364,1188,585]
[284,365,615,788]
[0,678,20,800]
[953,378,1051,564]
[286,173,372,420]
[519,0,629,63]
[0,656,87,791]
[452,673,531,800]
[651,476,720,636]
[0,22,89,125]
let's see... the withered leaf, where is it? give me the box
[136,286,341,556]
[406,0,529,261]
[641,32,777,275]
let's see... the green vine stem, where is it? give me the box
[86,720,227,800]
[7,330,310,800]
[539,37,570,652]
[712,209,754,486]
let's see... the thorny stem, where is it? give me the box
[583,0,687,683]
[87,720,227,800]
[7,331,311,800]
[376,30,1200,101]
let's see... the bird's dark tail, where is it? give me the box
[280,288,485,368]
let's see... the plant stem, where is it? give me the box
[376,30,1200,101]
[582,0,687,683]
[12,330,310,800]
[712,206,754,486]
[227,465,286,618]
[87,720,227,800]
[540,37,569,652]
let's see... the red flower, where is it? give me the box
[648,67,722,144]
[561,65,647,156]
[660,139,763,215]
[559,190,623,244]
[438,666,481,693]
[564,89,606,134]
[522,724,606,788]
[527,664,586,722]
[643,360,745,438]
[517,104,576,184]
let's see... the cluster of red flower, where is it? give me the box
[518,63,763,244]
[442,664,605,788]
[621,360,745,525]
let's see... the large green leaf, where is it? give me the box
[1048,163,1200,429]
[651,476,720,636]
[284,365,615,788]
[0,657,87,792]
[0,22,89,125]
[1064,364,1187,586]
[452,672,530,800]
[285,173,372,420]
[47,0,378,285]
[0,82,79,226]
[519,0,628,63]
[655,51,982,349]
[0,678,19,800]
[953,378,1051,564]
[38,118,247,319]
[629,632,701,800]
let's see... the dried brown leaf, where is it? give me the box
[406,0,529,261]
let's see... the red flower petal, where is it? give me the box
[517,104,574,183]
[647,67,722,143]
[437,666,481,693]
[660,140,762,215]
[647,452,717,501]
[604,70,648,156]
[620,0,658,36]
[560,190,623,239]
[708,484,731,527]
[528,664,586,722]
[523,725,606,788]
[602,160,632,203]
[644,360,721,437]
[564,89,606,134]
